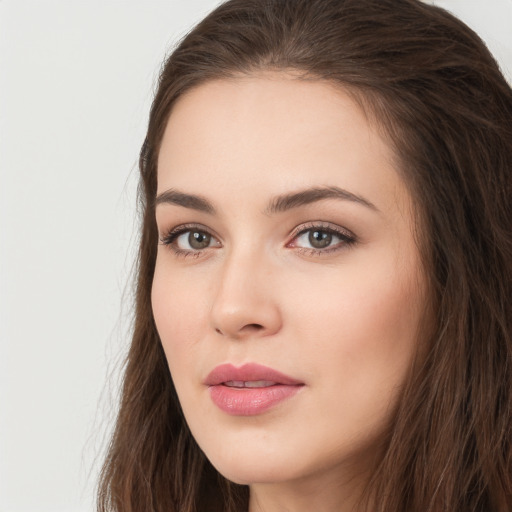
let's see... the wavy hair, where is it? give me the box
[97,0,512,510]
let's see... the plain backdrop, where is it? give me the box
[0,1,511,511]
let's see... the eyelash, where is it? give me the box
[158,222,357,258]
[159,223,218,259]
[287,222,357,256]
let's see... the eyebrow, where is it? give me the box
[154,186,378,215]
[154,189,216,214]
[266,186,378,214]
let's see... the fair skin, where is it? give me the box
[152,74,426,512]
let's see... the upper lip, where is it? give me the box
[204,363,304,386]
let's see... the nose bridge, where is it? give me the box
[210,243,281,339]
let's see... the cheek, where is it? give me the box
[151,261,208,377]
[285,247,424,397]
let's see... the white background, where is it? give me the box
[0,1,511,511]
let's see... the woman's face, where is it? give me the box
[152,75,426,493]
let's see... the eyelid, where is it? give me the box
[159,223,222,256]
[286,221,357,253]
[288,221,355,241]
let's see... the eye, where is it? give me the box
[159,224,221,255]
[288,223,356,254]
[176,230,213,250]
[299,229,335,249]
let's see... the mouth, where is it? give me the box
[223,380,279,388]
[204,362,303,387]
[204,363,304,416]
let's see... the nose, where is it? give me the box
[210,251,282,340]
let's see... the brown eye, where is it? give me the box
[161,227,220,253]
[172,228,221,252]
[290,224,356,254]
[308,230,332,249]
[188,231,211,249]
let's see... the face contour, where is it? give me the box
[152,75,426,506]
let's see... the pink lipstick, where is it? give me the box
[204,363,304,416]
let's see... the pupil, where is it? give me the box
[309,230,332,249]
[189,231,211,249]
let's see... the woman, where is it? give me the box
[98,0,512,510]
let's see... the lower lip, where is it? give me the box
[208,384,302,416]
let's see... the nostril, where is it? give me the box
[215,323,263,337]
[242,323,264,332]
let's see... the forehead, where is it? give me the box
[157,74,409,217]
[159,74,383,166]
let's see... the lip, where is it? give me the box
[204,363,304,416]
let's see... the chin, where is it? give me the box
[196,433,305,485]
[209,455,299,486]
[198,434,338,488]
[195,421,385,490]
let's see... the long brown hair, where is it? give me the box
[97,1,512,510]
